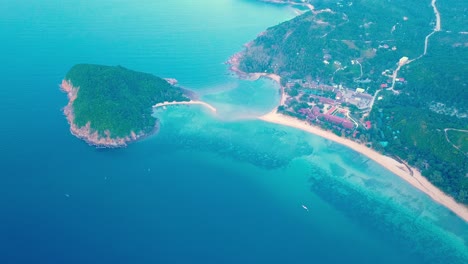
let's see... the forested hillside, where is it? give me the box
[66,64,189,138]
[244,0,468,203]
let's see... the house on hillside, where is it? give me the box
[365,121,372,129]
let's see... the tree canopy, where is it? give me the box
[66,64,189,138]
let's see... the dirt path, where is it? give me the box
[444,128,468,156]
[387,0,442,93]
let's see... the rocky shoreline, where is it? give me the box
[60,80,150,148]
[227,44,284,104]
[227,50,251,79]
[227,44,267,81]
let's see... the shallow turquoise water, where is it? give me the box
[0,0,467,263]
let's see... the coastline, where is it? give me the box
[60,80,149,148]
[259,111,468,222]
[259,0,314,12]
[61,78,216,148]
[153,100,217,113]
[227,45,468,222]
[228,50,285,105]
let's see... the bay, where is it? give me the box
[0,0,467,263]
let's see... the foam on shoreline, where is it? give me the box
[153,100,217,113]
[227,42,468,222]
[259,111,468,222]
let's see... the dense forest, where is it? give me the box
[402,33,468,113]
[245,0,468,203]
[241,0,434,94]
[66,64,189,138]
[370,93,468,202]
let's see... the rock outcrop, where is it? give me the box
[60,80,148,148]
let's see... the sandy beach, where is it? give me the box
[153,100,217,113]
[259,111,468,222]
[228,51,286,105]
[227,39,468,222]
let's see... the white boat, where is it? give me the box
[302,204,309,211]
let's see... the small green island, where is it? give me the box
[61,64,189,147]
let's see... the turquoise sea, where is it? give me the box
[1,0,467,263]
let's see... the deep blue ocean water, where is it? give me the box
[1,0,467,263]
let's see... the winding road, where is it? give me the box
[444,128,468,156]
[388,0,442,92]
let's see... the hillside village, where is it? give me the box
[279,73,406,145]
[245,0,468,204]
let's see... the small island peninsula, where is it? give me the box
[61,64,190,147]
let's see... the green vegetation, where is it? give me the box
[402,33,468,112]
[246,0,468,203]
[371,93,468,202]
[446,130,468,154]
[66,64,189,138]
[437,0,466,32]
[241,0,433,94]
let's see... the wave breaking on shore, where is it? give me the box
[227,36,468,222]
[259,111,468,222]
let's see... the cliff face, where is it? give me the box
[60,80,147,148]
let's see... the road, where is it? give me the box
[444,128,468,156]
[387,0,442,92]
